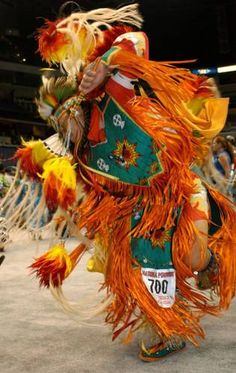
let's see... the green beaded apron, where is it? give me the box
[87,95,178,272]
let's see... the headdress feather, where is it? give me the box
[36,75,77,120]
[37,3,143,75]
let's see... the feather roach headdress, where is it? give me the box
[37,3,143,75]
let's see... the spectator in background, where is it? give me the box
[226,135,236,169]
[226,135,236,201]
[200,148,228,195]
[212,135,235,196]
[0,163,10,199]
[226,134,236,147]
[0,163,10,251]
[4,166,16,185]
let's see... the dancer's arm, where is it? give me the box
[79,31,148,95]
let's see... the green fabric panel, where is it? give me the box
[88,97,163,185]
[131,235,174,269]
[131,209,174,270]
[101,46,119,64]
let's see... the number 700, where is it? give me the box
[148,279,168,294]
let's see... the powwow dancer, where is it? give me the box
[2,3,236,361]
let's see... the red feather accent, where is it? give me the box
[89,25,134,62]
[30,243,86,288]
[14,147,42,179]
[42,173,58,210]
[36,19,70,63]
[43,173,76,211]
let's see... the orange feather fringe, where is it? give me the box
[14,147,42,179]
[43,172,76,210]
[30,243,86,288]
[36,19,70,64]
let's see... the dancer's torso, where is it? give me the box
[86,74,163,186]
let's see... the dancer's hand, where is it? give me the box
[79,61,109,95]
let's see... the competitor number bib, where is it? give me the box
[141,268,176,308]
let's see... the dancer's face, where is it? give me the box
[212,139,222,153]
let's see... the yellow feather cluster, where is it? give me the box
[40,156,77,209]
[29,140,54,167]
[45,244,73,277]
[42,157,77,190]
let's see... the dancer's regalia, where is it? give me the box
[2,4,236,360]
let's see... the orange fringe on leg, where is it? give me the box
[104,217,207,345]
[207,187,236,309]
[74,168,236,346]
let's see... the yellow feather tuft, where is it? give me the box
[15,139,54,178]
[30,243,72,287]
[42,157,76,190]
[30,242,87,287]
[41,156,77,209]
[30,140,54,167]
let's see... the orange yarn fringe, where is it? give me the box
[108,49,228,164]
[75,180,236,345]
[207,187,236,309]
[74,151,236,345]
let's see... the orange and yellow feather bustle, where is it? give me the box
[14,139,54,179]
[30,243,87,287]
[40,157,77,210]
